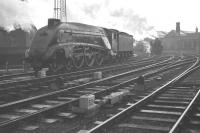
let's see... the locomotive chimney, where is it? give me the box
[48,18,60,27]
[176,22,180,34]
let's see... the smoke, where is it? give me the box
[66,0,157,39]
[0,0,32,31]
[110,8,155,37]
[83,4,101,19]
[0,0,52,31]
[0,0,156,39]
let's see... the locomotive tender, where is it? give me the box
[26,19,134,73]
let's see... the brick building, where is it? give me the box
[161,23,200,55]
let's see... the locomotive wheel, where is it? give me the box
[49,50,65,73]
[49,60,63,73]
[64,57,73,71]
[49,53,59,73]
[85,48,96,67]
[51,61,58,72]
[72,52,84,69]
[96,51,104,66]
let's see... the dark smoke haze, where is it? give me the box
[110,8,154,35]
[67,0,157,39]
[0,0,32,31]
[0,0,157,39]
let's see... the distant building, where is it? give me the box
[161,23,200,55]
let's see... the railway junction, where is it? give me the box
[0,54,200,133]
[1,0,200,133]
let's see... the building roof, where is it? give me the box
[157,31,168,38]
[163,30,200,39]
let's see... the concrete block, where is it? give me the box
[22,125,39,131]
[72,103,99,115]
[93,71,102,80]
[38,69,46,77]
[76,78,91,84]
[79,94,95,109]
[155,76,162,80]
[108,92,123,104]
[120,89,130,96]
[77,130,89,133]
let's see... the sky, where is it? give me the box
[0,0,200,40]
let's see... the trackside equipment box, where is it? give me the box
[108,92,123,104]
[79,94,95,109]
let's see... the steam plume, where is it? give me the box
[0,0,156,39]
[0,0,32,31]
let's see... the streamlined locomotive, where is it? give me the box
[26,19,134,73]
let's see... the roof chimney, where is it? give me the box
[196,27,198,33]
[176,22,180,34]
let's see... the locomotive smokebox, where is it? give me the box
[176,22,180,34]
[48,18,60,27]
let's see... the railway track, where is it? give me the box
[0,56,195,132]
[165,65,200,133]
[0,56,154,83]
[0,71,34,81]
[0,56,160,85]
[86,57,200,133]
[0,56,173,104]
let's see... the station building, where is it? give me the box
[161,22,200,55]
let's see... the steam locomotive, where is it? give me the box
[26,19,134,73]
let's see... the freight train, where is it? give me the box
[26,19,134,73]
